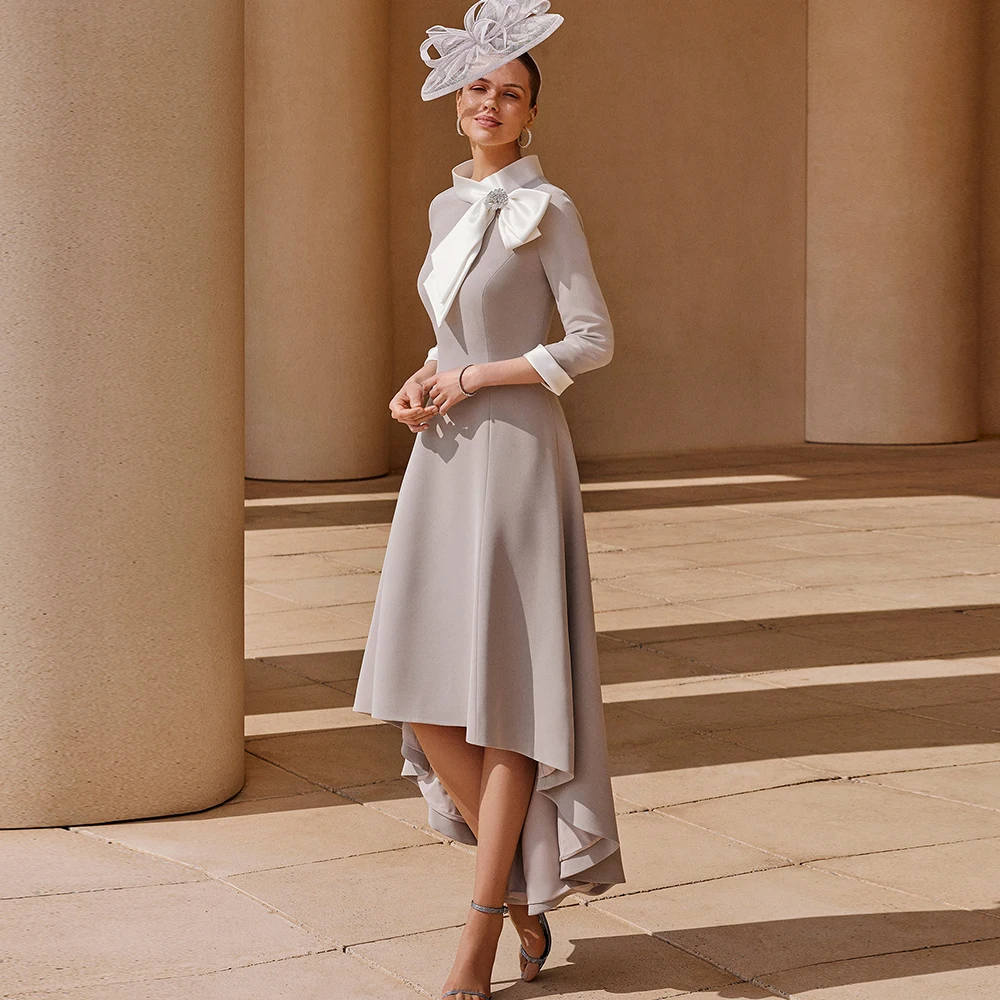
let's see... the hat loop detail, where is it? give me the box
[420,0,564,102]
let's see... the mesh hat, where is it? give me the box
[420,0,564,102]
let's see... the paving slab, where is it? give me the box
[719,551,984,588]
[618,676,852,733]
[628,535,870,567]
[903,697,1000,733]
[597,641,733,685]
[589,810,787,898]
[765,936,1000,998]
[2,951,417,1000]
[247,571,381,608]
[687,586,913,623]
[341,776,464,841]
[592,579,669,612]
[244,681,361,737]
[809,838,1000,913]
[819,572,1000,608]
[244,525,390,559]
[642,628,889,675]
[245,606,367,652]
[740,502,996,531]
[744,657,1000,710]
[0,879,329,995]
[592,865,1000,980]
[74,790,437,877]
[0,828,203,900]
[244,585,299,613]
[246,721,406,789]
[660,780,1000,862]
[244,657,315,692]
[762,528,994,557]
[604,701,693,748]
[773,609,1000,657]
[609,566,798,605]
[864,760,1000,810]
[256,648,366,683]
[889,521,1000,544]
[596,602,755,635]
[223,750,318,804]
[246,550,364,583]
[609,732,824,808]
[587,516,841,551]
[227,841,478,946]
[603,619,761,648]
[708,709,1000,777]
[353,898,743,999]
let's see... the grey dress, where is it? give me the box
[352,153,626,915]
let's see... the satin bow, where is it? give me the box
[423,183,551,327]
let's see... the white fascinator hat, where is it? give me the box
[420,0,564,102]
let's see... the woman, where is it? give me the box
[352,3,625,998]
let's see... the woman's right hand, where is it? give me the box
[390,377,438,433]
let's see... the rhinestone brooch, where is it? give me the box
[485,187,508,211]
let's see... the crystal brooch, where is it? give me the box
[485,187,508,211]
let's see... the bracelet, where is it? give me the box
[458,364,478,397]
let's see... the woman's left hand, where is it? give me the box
[423,365,479,417]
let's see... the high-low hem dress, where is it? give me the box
[352,153,626,916]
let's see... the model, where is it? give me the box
[352,3,626,997]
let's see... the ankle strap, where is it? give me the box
[470,898,507,915]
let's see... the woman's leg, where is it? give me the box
[409,723,484,837]
[410,723,550,992]
[475,749,550,982]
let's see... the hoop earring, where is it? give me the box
[456,116,464,136]
[517,126,532,148]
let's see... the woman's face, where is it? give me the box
[456,61,535,147]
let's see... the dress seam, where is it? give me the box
[470,227,508,735]
[548,398,576,771]
[472,393,491,735]
[469,237,518,736]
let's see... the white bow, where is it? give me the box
[423,184,551,327]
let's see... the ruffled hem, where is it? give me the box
[379,717,625,916]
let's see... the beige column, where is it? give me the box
[0,2,245,827]
[245,0,392,481]
[806,0,982,443]
[983,0,1000,435]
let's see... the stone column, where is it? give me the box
[0,1,245,827]
[245,0,392,481]
[806,0,982,443]
[983,0,1000,434]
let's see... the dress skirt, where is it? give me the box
[353,379,626,916]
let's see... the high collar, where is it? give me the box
[452,154,544,202]
[424,152,551,327]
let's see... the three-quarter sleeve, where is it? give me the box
[523,190,614,395]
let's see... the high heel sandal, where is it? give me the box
[441,899,507,1000]
[519,909,552,981]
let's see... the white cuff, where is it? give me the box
[523,344,574,395]
[425,345,438,364]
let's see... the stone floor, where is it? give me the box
[5,438,1000,999]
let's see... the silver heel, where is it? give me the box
[519,909,552,980]
[440,900,507,1000]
